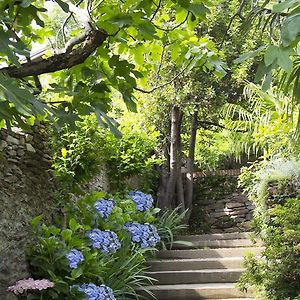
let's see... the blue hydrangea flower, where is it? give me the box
[94,199,114,219]
[124,222,161,248]
[86,229,121,254]
[65,249,84,269]
[127,191,154,211]
[72,283,116,300]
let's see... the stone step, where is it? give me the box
[177,232,254,241]
[172,239,261,249]
[157,247,263,259]
[142,283,254,299]
[147,257,245,271]
[147,269,244,285]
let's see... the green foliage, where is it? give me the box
[236,0,300,102]
[155,207,188,250]
[99,123,162,192]
[51,117,161,192]
[221,83,299,160]
[238,158,300,299]
[51,119,103,189]
[239,198,300,300]
[192,129,230,170]
[24,190,187,299]
[0,0,223,130]
[28,192,154,299]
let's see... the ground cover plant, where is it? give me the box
[7,190,184,300]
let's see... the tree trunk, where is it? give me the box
[185,110,198,222]
[176,113,185,213]
[165,105,183,208]
[176,169,186,213]
[157,145,171,209]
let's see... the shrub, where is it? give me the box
[51,118,162,193]
[9,190,185,300]
[238,158,300,300]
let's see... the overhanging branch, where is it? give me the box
[0,29,107,79]
[134,59,193,93]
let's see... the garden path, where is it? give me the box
[144,232,262,300]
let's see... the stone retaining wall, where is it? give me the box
[0,125,56,300]
[204,192,255,233]
[190,175,255,234]
[0,125,111,300]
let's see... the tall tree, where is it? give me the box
[0,0,223,130]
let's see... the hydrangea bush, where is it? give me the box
[13,190,175,300]
[94,199,115,219]
[72,283,116,300]
[127,191,154,211]
[86,229,121,253]
[124,222,161,248]
[66,249,84,269]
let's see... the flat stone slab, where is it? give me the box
[140,283,254,299]
[177,232,254,241]
[157,247,264,259]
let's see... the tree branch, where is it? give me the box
[152,12,190,32]
[199,120,246,133]
[0,29,107,79]
[150,0,162,22]
[219,0,246,48]
[134,59,193,93]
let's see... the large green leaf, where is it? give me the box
[281,13,300,47]
[109,13,133,27]
[264,45,279,66]
[234,46,266,64]
[273,0,299,13]
[0,31,20,66]
[188,3,209,17]
[54,0,69,13]
[264,45,293,72]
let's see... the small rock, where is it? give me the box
[229,209,248,216]
[7,135,19,145]
[0,140,8,150]
[7,158,18,163]
[226,202,245,209]
[210,211,229,218]
[19,137,26,145]
[246,213,253,221]
[5,175,18,183]
[8,150,17,156]
[25,135,33,142]
[26,144,36,152]
[17,149,25,156]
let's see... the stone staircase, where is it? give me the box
[144,232,262,300]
